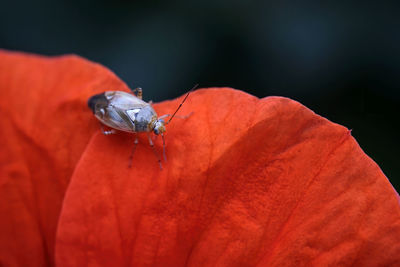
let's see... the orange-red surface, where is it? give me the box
[0,50,399,266]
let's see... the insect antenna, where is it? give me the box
[166,84,198,124]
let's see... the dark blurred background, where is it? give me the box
[1,1,399,190]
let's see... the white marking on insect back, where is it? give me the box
[126,108,141,121]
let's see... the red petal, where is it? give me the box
[1,51,399,266]
[0,50,129,266]
[56,85,400,264]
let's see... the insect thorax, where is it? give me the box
[126,105,157,132]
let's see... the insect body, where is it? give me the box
[88,87,193,169]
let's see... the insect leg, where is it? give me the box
[158,114,170,120]
[100,124,116,135]
[159,112,193,121]
[128,133,139,168]
[130,87,143,99]
[147,133,162,170]
[161,133,167,162]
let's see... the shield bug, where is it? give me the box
[87,85,195,169]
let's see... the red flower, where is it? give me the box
[1,50,399,267]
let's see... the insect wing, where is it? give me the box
[105,91,148,110]
[99,91,149,132]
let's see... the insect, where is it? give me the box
[87,85,195,169]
